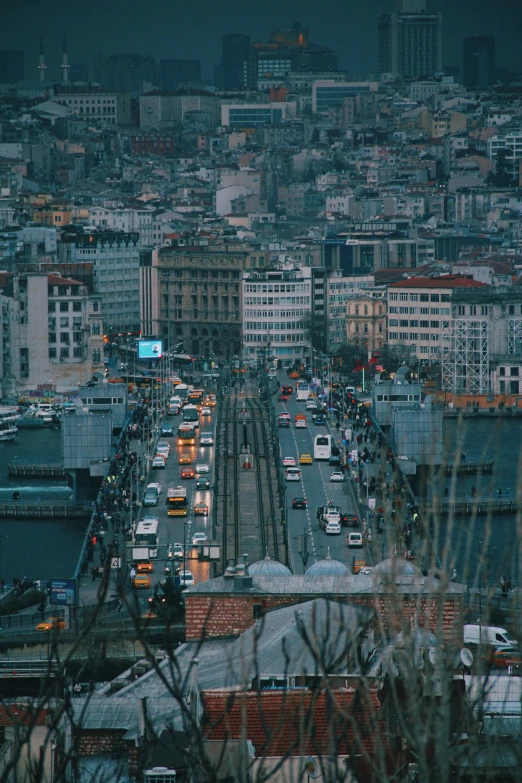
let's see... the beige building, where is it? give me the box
[346,292,387,353]
[53,87,132,125]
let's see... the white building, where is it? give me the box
[242,265,312,366]
[327,272,376,350]
[53,88,131,125]
[88,206,155,246]
[487,129,522,179]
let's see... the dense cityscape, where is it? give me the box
[0,0,521,781]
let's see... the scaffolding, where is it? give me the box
[508,318,522,355]
[441,319,489,394]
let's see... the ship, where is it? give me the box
[0,406,20,441]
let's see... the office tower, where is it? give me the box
[463,37,495,88]
[221,34,250,89]
[378,0,443,78]
[38,36,47,81]
[61,35,69,82]
[161,59,201,90]
[94,53,156,94]
[0,51,24,83]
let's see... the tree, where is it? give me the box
[487,148,516,187]
[335,338,368,375]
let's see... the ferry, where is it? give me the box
[0,406,20,441]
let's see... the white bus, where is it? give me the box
[314,434,332,461]
[182,404,200,428]
[296,380,310,401]
[135,516,159,558]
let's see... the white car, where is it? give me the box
[196,463,210,473]
[200,432,214,446]
[152,455,166,469]
[330,470,345,482]
[325,521,341,535]
[306,399,316,409]
[201,406,212,416]
[347,532,363,547]
[192,532,208,546]
[282,456,296,467]
[171,543,183,558]
[147,482,162,496]
[180,570,195,587]
[359,566,373,575]
[286,467,301,482]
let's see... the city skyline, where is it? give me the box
[2,0,521,83]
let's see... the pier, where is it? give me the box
[7,461,66,479]
[442,455,493,475]
[425,494,518,516]
[0,503,91,520]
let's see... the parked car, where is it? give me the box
[292,497,307,510]
[347,532,363,547]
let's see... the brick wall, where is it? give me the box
[185,592,465,641]
[74,729,128,756]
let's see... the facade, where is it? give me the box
[387,276,486,361]
[0,272,95,396]
[378,1,443,79]
[53,88,132,125]
[463,37,495,89]
[94,53,156,94]
[139,90,220,129]
[243,264,312,366]
[327,272,376,350]
[312,81,378,115]
[59,228,141,333]
[487,130,522,180]
[221,103,292,127]
[143,245,247,358]
[346,291,387,353]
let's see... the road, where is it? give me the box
[275,380,362,574]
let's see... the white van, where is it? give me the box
[463,624,517,649]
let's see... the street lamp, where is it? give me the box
[183,519,192,579]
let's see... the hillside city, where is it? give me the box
[1,3,522,782]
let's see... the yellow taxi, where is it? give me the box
[36,617,65,632]
[136,561,154,574]
[178,454,193,465]
[289,371,300,379]
[205,397,216,407]
[133,574,151,589]
[299,454,313,465]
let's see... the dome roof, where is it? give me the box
[306,551,350,576]
[248,555,292,577]
[371,557,421,577]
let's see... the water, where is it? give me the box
[0,428,88,583]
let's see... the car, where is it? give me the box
[178,454,193,465]
[169,405,181,416]
[196,477,210,490]
[278,394,289,402]
[201,406,212,416]
[325,521,341,535]
[133,574,151,589]
[306,399,317,410]
[299,454,313,465]
[288,371,300,379]
[347,532,363,547]
[192,532,208,546]
[196,463,210,473]
[160,425,174,437]
[341,513,358,528]
[156,442,171,455]
[358,567,373,576]
[152,455,166,469]
[286,467,301,482]
[36,616,65,632]
[352,559,367,574]
[490,649,522,669]
[181,467,195,479]
[313,414,326,425]
[147,482,162,496]
[194,502,209,515]
[143,487,159,507]
[171,543,183,558]
[329,454,342,467]
[180,570,195,587]
[281,385,293,395]
[295,417,307,429]
[292,497,307,509]
[200,432,214,446]
[136,561,154,573]
[283,456,296,467]
[330,470,345,482]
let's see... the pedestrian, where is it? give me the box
[471,485,476,497]
[452,569,457,582]
[91,566,97,582]
[117,597,123,612]
[498,488,502,497]
[129,566,136,583]
[74,683,82,698]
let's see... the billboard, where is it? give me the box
[50,578,77,606]
[138,340,163,359]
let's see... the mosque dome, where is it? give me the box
[306,551,350,576]
[248,555,292,577]
[371,557,421,577]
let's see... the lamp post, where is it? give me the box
[183,519,192,580]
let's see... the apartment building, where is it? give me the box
[242,265,312,366]
[327,272,375,351]
[53,88,132,125]
[387,276,485,361]
[346,291,387,353]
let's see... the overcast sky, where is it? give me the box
[2,0,521,82]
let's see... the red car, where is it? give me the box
[281,385,293,395]
[490,649,522,669]
[278,394,289,402]
[181,467,195,479]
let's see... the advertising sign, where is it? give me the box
[138,340,163,359]
[50,578,77,606]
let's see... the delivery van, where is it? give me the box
[463,624,517,650]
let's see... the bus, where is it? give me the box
[296,380,310,401]
[182,404,200,428]
[314,434,332,461]
[135,517,159,558]
[187,388,204,406]
[175,384,190,402]
[177,426,196,446]
[166,486,188,516]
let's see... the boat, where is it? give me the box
[0,406,20,441]
[17,408,61,429]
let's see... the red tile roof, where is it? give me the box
[0,705,49,726]
[389,275,486,289]
[48,274,83,286]
[203,688,385,757]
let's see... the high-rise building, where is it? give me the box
[0,50,24,83]
[161,59,201,90]
[221,34,251,89]
[378,0,443,79]
[94,53,156,94]
[463,37,495,88]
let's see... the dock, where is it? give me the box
[0,504,91,520]
[425,494,518,516]
[7,462,66,478]
[442,456,493,475]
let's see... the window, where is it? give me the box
[420,333,429,341]
[431,321,439,329]
[73,332,83,343]
[399,293,408,301]
[389,293,398,301]
[469,306,476,316]
[60,317,69,328]
[499,380,505,393]
[420,294,429,302]
[91,323,100,335]
[431,308,439,315]
[253,604,263,619]
[509,305,515,315]
[510,367,519,376]
[400,320,409,327]
[48,302,56,313]
[441,294,451,303]
[399,307,408,314]
[73,347,82,358]
[481,306,489,315]
[420,320,429,328]
[499,367,505,376]
[511,380,519,394]
[60,347,69,359]
[389,319,398,326]
[49,333,56,343]
[60,333,70,344]
[410,294,418,302]
[59,301,69,312]
[410,320,418,327]
[458,305,465,315]
[92,301,99,312]
[49,348,57,359]
[430,294,440,302]
[73,301,82,312]
[409,307,418,314]
[92,349,101,363]
[420,307,429,315]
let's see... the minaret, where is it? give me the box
[38,36,47,81]
[61,35,69,82]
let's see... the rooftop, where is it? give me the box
[389,275,487,289]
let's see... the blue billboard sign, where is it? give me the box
[138,340,163,359]
[50,578,77,606]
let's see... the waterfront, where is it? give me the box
[0,428,87,583]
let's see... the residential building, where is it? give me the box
[378,0,443,79]
[221,102,293,127]
[463,37,495,89]
[327,272,376,350]
[142,244,247,358]
[59,227,141,332]
[242,264,312,366]
[88,206,154,246]
[387,275,485,361]
[346,290,387,353]
[53,87,132,125]
[139,90,220,129]
[487,130,522,179]
[312,81,378,115]
[0,271,95,397]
